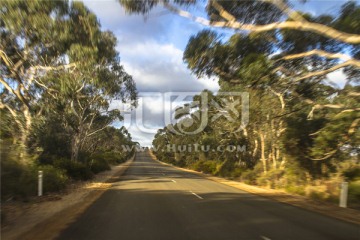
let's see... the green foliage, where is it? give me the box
[89,157,111,174]
[282,161,308,186]
[1,157,68,200]
[191,160,218,174]
[348,180,360,203]
[1,0,137,163]
[53,158,93,181]
[342,167,360,181]
[37,165,69,193]
[256,169,285,189]
[1,158,35,200]
[241,164,264,185]
[305,185,330,201]
[284,185,306,196]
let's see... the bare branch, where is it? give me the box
[163,2,360,44]
[281,49,356,64]
[76,82,86,93]
[210,0,236,22]
[0,50,14,68]
[295,60,359,82]
[31,62,77,72]
[348,118,360,135]
[0,77,17,96]
[310,149,337,161]
[348,92,360,97]
[268,87,285,111]
[334,108,360,118]
[86,123,111,138]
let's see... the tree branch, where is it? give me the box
[163,2,360,44]
[281,49,357,64]
[310,149,337,161]
[31,63,77,72]
[0,100,25,133]
[295,60,359,82]
[86,123,111,138]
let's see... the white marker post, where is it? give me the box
[339,182,348,208]
[38,170,43,197]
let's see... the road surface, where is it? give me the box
[58,151,359,240]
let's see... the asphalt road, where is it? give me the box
[57,151,359,240]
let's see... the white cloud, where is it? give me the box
[83,0,220,146]
[119,41,219,93]
[327,69,347,88]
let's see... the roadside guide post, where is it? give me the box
[339,182,348,208]
[38,170,43,197]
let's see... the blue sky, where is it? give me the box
[83,0,353,146]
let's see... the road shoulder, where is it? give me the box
[1,155,135,240]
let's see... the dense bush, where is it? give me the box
[305,185,330,201]
[89,157,111,174]
[1,154,37,200]
[192,160,218,174]
[348,180,360,203]
[256,169,285,188]
[101,151,127,164]
[1,158,69,200]
[38,165,69,192]
[240,163,263,185]
[342,167,360,181]
[53,158,93,181]
[284,185,306,196]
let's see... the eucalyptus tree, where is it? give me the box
[146,0,360,181]
[0,1,71,153]
[1,1,137,162]
[118,0,360,138]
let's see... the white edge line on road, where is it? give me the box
[189,191,203,199]
[260,235,271,240]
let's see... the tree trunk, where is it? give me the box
[21,107,32,146]
[252,139,258,158]
[259,132,267,173]
[17,107,32,164]
[71,134,81,162]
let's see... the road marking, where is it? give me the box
[171,180,177,183]
[189,191,203,199]
[260,236,271,240]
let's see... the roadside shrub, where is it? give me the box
[1,157,36,200]
[192,160,217,174]
[348,180,360,203]
[53,158,93,181]
[256,169,285,189]
[105,151,128,164]
[216,160,233,177]
[38,165,68,192]
[283,161,308,186]
[230,167,245,179]
[89,157,111,174]
[305,185,330,201]
[342,167,360,181]
[285,185,306,196]
[176,158,187,168]
[17,166,37,199]
[241,163,263,185]
[1,160,67,199]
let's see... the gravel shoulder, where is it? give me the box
[1,155,134,240]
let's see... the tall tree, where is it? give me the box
[1,1,137,162]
